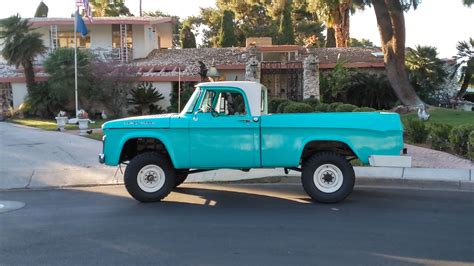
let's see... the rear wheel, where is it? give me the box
[124,152,175,202]
[302,152,355,203]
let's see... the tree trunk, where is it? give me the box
[22,60,36,94]
[325,27,336,47]
[372,0,422,106]
[333,3,350,47]
[456,70,472,99]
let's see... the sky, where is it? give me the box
[0,0,472,58]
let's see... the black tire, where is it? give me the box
[124,152,176,202]
[174,170,189,188]
[301,152,355,203]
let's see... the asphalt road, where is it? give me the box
[0,184,473,266]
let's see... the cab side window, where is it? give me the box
[216,91,247,116]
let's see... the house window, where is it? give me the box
[112,24,133,48]
[57,32,91,48]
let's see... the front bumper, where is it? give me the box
[98,153,105,164]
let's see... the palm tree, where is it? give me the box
[0,15,46,93]
[308,0,364,47]
[406,45,447,101]
[452,38,473,99]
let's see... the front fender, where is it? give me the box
[104,129,187,168]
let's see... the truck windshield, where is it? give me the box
[181,88,201,114]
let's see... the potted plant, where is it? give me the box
[55,110,68,131]
[77,109,89,136]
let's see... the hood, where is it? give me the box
[102,113,178,130]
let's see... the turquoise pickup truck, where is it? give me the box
[100,81,408,203]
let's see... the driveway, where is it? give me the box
[0,122,119,189]
[1,184,473,265]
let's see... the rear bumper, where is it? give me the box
[369,155,412,168]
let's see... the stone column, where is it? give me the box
[245,45,260,82]
[303,53,320,100]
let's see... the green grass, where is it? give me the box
[401,108,474,127]
[9,118,107,131]
[85,132,103,141]
[9,118,77,131]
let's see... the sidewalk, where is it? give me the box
[1,122,473,190]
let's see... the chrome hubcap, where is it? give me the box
[137,164,166,193]
[313,164,343,193]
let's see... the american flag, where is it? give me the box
[75,0,93,23]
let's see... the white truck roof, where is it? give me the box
[196,81,265,116]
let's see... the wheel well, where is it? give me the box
[120,137,171,164]
[301,141,357,162]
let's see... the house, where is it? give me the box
[0,18,385,112]
[0,16,174,109]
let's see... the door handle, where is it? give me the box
[238,119,251,123]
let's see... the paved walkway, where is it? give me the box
[406,144,473,169]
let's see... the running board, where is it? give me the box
[369,155,412,168]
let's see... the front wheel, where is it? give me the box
[302,152,355,203]
[124,152,175,202]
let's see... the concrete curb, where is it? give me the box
[1,166,472,191]
[186,166,473,183]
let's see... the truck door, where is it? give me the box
[189,88,260,168]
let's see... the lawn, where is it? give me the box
[9,118,107,131]
[400,108,474,127]
[85,132,103,141]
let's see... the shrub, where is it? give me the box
[44,48,92,109]
[405,119,429,143]
[25,82,59,118]
[269,98,289,113]
[468,131,474,160]
[91,61,138,118]
[449,125,474,156]
[464,92,474,102]
[343,72,398,109]
[276,100,293,113]
[283,102,314,113]
[335,103,357,112]
[314,103,330,112]
[128,82,165,115]
[303,97,320,109]
[353,107,376,112]
[328,102,343,112]
[428,123,453,151]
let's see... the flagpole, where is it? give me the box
[74,7,79,118]
[178,67,181,112]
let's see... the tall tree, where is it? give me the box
[34,1,49,17]
[90,0,132,16]
[452,38,473,99]
[278,0,295,44]
[292,0,325,46]
[363,0,422,106]
[180,22,197,48]
[309,0,356,47]
[218,10,237,47]
[0,15,47,93]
